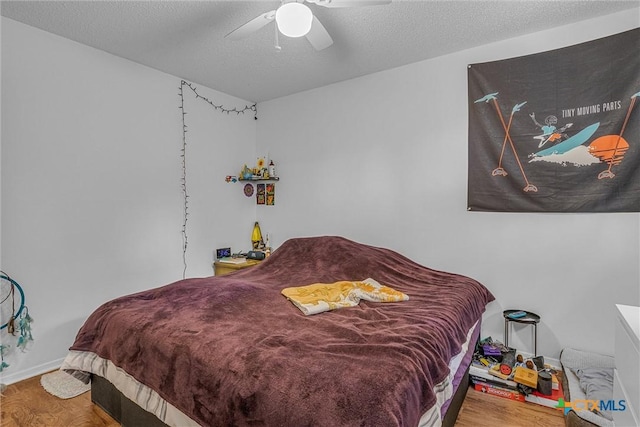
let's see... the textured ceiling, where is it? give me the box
[2,1,638,102]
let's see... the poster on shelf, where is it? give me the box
[468,28,640,212]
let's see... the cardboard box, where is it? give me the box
[514,366,538,388]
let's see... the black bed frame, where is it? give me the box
[91,366,470,427]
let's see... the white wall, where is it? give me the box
[0,16,3,274]
[256,9,640,359]
[0,17,256,383]
[178,83,259,278]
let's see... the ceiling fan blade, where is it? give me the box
[306,16,333,51]
[225,10,276,40]
[308,0,391,8]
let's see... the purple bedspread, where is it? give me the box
[70,236,494,426]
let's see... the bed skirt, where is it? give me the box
[91,368,471,427]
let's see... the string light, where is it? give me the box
[178,80,257,278]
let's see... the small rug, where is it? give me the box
[40,370,90,399]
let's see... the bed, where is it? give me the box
[61,236,494,426]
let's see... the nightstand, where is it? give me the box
[213,259,261,276]
[503,309,541,356]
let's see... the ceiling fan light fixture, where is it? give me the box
[275,2,313,38]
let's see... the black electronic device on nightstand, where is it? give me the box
[247,250,265,260]
[216,247,231,259]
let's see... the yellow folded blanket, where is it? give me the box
[281,278,409,316]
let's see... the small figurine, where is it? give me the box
[241,165,252,180]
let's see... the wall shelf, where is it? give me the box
[238,177,279,182]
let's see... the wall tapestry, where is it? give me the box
[468,28,639,212]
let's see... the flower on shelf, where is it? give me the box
[252,157,269,178]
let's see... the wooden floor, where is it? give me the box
[0,373,565,427]
[456,387,565,427]
[0,374,117,427]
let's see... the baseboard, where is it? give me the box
[0,357,65,385]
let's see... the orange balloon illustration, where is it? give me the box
[588,135,629,165]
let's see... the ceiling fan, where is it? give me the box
[225,0,391,51]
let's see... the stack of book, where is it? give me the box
[470,363,524,402]
[469,361,564,407]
